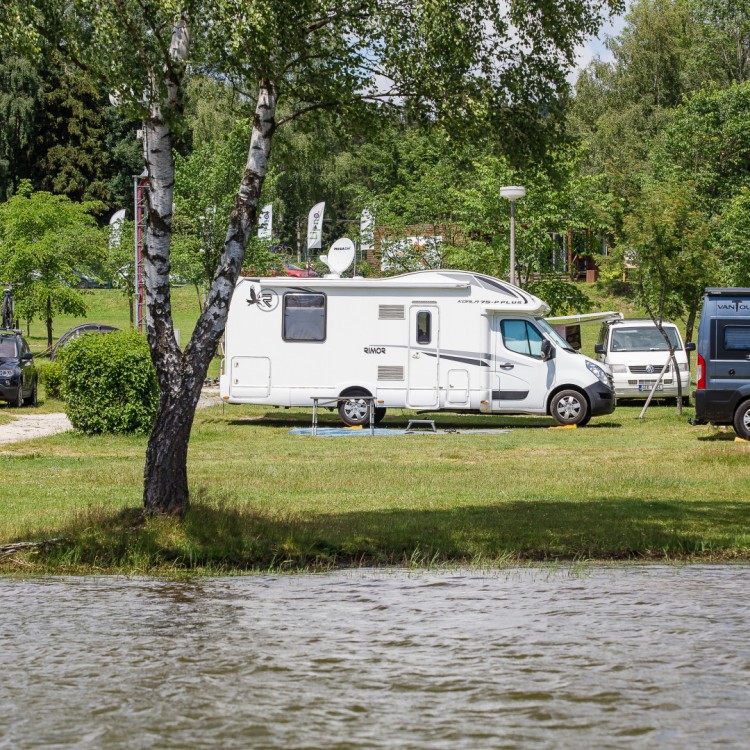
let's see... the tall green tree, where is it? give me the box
[0,190,105,346]
[3,0,621,515]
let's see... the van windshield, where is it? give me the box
[610,327,682,352]
[535,318,576,352]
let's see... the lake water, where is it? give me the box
[1,566,749,749]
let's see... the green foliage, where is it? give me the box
[622,178,719,324]
[0,191,106,346]
[717,187,750,286]
[526,279,593,316]
[59,331,158,435]
[39,360,63,399]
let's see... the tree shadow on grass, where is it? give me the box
[10,495,750,572]
[226,411,622,431]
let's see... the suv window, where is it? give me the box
[501,320,543,358]
[0,337,18,358]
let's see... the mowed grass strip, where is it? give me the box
[1,402,748,573]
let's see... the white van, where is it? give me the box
[220,270,616,426]
[594,319,693,403]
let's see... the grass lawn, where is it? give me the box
[1,399,748,574]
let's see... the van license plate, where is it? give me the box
[638,383,663,391]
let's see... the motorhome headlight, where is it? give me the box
[586,361,611,386]
[0,369,14,378]
[610,364,628,374]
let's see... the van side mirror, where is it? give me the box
[541,338,555,361]
[21,351,33,361]
[594,343,605,354]
[685,342,696,352]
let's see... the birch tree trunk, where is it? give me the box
[141,60,278,515]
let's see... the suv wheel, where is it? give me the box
[10,383,23,408]
[734,400,750,441]
[23,379,38,407]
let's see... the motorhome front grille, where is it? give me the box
[378,366,404,381]
[629,365,671,374]
[378,305,405,320]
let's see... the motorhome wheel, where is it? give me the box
[339,391,372,427]
[734,400,750,441]
[551,389,590,426]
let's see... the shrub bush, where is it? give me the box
[39,361,64,399]
[59,331,159,434]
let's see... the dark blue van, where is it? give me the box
[693,288,750,439]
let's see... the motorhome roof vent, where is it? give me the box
[379,305,405,320]
[378,365,404,381]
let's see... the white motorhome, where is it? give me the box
[220,270,616,426]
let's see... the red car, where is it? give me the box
[281,262,319,278]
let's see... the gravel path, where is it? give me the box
[0,413,72,446]
[0,389,223,447]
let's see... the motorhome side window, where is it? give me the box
[416,311,431,344]
[282,292,326,341]
[722,325,750,354]
[501,320,543,358]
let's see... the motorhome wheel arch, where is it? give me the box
[693,287,750,440]
[220,270,616,426]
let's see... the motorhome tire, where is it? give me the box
[733,400,750,441]
[374,407,386,424]
[550,389,589,426]
[338,390,372,427]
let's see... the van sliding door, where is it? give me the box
[407,306,439,408]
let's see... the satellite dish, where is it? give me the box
[319,254,328,266]
[323,238,355,278]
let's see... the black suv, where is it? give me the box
[0,330,38,407]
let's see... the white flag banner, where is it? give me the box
[307,201,325,250]
[360,208,374,254]
[258,203,273,240]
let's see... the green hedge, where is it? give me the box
[59,331,159,434]
[39,361,64,399]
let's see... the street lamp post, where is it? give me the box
[500,186,526,286]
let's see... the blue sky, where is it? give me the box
[569,6,629,83]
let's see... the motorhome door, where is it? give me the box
[407,305,440,408]
[491,316,553,411]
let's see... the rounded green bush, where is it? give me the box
[59,331,159,434]
[39,361,64,399]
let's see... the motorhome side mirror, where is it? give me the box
[541,339,555,361]
[685,342,696,352]
[594,343,605,354]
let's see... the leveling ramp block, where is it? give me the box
[548,424,578,430]
[735,437,750,443]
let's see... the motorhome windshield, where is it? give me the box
[536,318,576,352]
[610,326,682,352]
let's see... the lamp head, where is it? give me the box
[500,186,526,201]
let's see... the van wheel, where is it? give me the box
[733,400,750,441]
[550,389,589,426]
[338,390,372,427]
[374,407,386,425]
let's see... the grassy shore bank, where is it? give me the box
[1,399,748,574]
